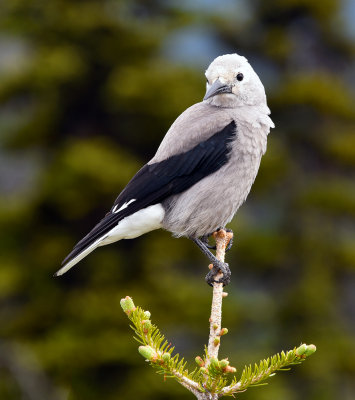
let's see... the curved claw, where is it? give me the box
[223,228,234,253]
[225,235,233,252]
[205,261,231,287]
[205,266,218,286]
[205,270,231,287]
[200,234,216,250]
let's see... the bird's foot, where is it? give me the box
[201,228,234,252]
[223,228,234,252]
[200,233,216,250]
[205,260,231,287]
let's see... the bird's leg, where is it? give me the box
[201,228,234,252]
[191,237,231,286]
[200,233,216,250]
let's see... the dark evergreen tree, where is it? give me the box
[0,1,354,399]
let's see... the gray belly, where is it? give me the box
[162,153,261,237]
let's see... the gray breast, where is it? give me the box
[162,122,266,238]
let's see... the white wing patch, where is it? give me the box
[101,204,165,244]
[55,203,164,276]
[112,199,136,214]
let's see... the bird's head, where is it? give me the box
[204,53,267,108]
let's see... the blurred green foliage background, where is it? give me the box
[1,0,355,399]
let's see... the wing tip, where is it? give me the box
[53,264,70,277]
[55,234,106,277]
[53,255,74,277]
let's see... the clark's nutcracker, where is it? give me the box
[56,53,274,285]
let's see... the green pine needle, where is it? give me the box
[224,347,312,396]
[120,296,316,397]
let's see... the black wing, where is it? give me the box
[62,120,237,265]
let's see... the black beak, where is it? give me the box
[204,79,232,100]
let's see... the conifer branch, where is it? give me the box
[221,344,317,396]
[120,229,317,398]
[120,297,205,396]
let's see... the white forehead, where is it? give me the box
[205,53,252,77]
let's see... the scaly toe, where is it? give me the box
[205,261,231,287]
[201,234,216,250]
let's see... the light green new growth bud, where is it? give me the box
[225,366,236,373]
[142,320,152,333]
[213,337,220,346]
[120,296,136,315]
[219,359,229,369]
[304,344,317,356]
[195,356,205,367]
[162,352,171,363]
[143,311,151,319]
[138,345,156,361]
[210,357,220,370]
[213,323,218,330]
[219,328,228,336]
[295,344,307,356]
[200,367,208,374]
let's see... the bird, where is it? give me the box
[56,53,274,285]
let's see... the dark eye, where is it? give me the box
[236,73,244,81]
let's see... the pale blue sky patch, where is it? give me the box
[161,26,232,68]
[341,0,355,39]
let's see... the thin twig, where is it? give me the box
[173,371,203,397]
[177,229,233,400]
[206,230,232,367]
[180,229,233,399]
[220,381,242,396]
